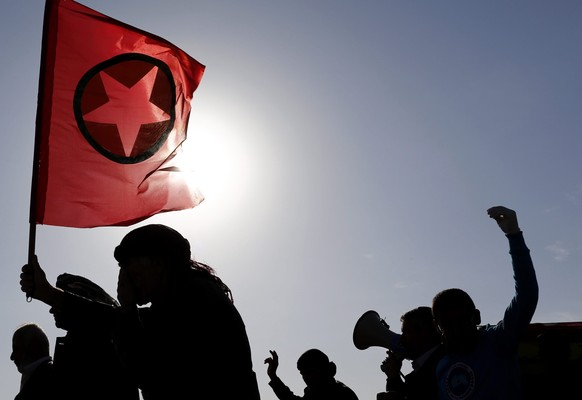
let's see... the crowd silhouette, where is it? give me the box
[13,205,575,400]
[18,224,260,400]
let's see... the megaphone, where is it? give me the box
[353,310,405,354]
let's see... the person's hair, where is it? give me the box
[401,306,440,343]
[14,323,50,358]
[297,349,336,377]
[432,288,476,318]
[190,260,233,303]
[56,273,119,307]
[114,224,233,302]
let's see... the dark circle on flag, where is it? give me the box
[73,53,176,164]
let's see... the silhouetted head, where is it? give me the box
[296,349,337,388]
[432,288,481,354]
[11,323,50,373]
[400,306,441,359]
[51,273,119,330]
[114,224,196,305]
[114,224,191,269]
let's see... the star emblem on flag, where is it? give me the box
[74,53,177,164]
[35,0,205,227]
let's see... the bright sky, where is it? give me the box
[2,1,582,399]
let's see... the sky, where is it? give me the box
[1,1,582,399]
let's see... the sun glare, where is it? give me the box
[176,111,256,213]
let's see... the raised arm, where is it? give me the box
[487,206,539,343]
[264,350,302,400]
[264,350,280,381]
[20,255,65,310]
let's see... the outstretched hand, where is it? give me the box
[487,206,520,235]
[264,350,279,380]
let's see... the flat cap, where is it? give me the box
[56,273,119,307]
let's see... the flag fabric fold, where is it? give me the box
[34,0,205,228]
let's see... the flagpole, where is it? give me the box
[27,0,54,301]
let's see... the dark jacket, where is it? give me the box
[114,268,261,400]
[400,345,445,400]
[53,329,139,400]
[269,377,359,400]
[15,359,56,400]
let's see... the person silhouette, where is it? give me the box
[11,323,56,400]
[378,306,444,400]
[431,206,538,399]
[265,348,359,400]
[20,224,261,400]
[50,273,139,400]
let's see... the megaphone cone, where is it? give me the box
[353,310,404,354]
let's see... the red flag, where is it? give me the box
[33,0,205,228]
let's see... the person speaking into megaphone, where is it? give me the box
[377,306,444,400]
